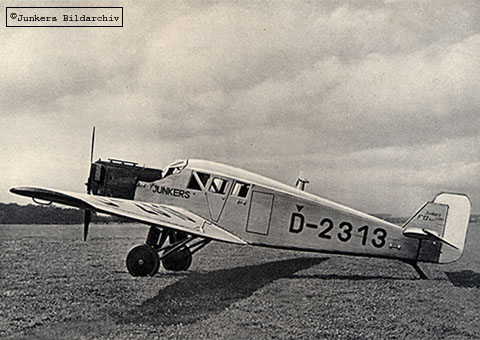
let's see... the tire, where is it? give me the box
[162,247,192,271]
[126,244,160,277]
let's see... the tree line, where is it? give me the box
[1,202,477,225]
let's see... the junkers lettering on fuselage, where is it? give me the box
[151,184,190,199]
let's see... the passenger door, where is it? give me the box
[245,190,274,235]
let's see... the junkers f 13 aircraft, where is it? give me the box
[10,131,471,279]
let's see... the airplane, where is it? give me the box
[9,130,471,279]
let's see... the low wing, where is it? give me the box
[10,186,246,245]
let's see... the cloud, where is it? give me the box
[127,2,480,148]
[1,0,479,214]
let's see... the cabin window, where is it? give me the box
[231,181,250,198]
[196,172,210,187]
[187,173,202,190]
[209,177,229,194]
[186,171,210,191]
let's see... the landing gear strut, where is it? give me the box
[126,226,210,277]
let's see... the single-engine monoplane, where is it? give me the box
[10,130,471,279]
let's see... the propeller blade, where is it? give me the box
[90,126,95,165]
[84,210,91,241]
[85,127,95,237]
[86,126,96,194]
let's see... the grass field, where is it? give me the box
[1,222,479,340]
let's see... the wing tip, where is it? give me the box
[9,186,32,196]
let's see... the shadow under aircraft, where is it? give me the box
[115,257,328,326]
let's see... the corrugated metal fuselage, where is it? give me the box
[134,161,427,262]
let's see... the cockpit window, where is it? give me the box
[231,181,250,198]
[161,160,187,179]
[186,171,210,191]
[209,177,229,194]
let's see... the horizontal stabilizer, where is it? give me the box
[402,227,459,250]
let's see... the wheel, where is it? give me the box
[126,244,160,277]
[162,246,192,271]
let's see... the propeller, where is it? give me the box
[84,126,95,241]
[86,126,95,194]
[84,210,91,241]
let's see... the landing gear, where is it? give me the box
[162,246,192,271]
[126,244,160,277]
[126,226,211,277]
[161,231,193,271]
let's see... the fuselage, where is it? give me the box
[131,159,425,262]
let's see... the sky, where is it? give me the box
[1,0,479,216]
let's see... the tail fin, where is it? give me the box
[402,193,471,264]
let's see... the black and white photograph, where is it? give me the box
[1,1,479,339]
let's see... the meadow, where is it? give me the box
[1,222,479,340]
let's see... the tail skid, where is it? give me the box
[401,260,428,280]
